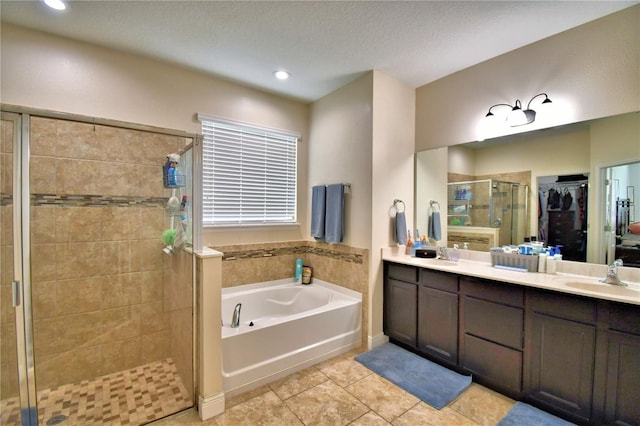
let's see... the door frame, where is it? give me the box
[3,111,38,425]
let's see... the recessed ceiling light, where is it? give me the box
[43,0,66,10]
[273,70,290,80]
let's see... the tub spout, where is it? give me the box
[231,303,242,328]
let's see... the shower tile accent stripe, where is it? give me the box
[32,194,168,208]
[0,358,191,426]
[220,244,364,264]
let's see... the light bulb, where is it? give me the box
[273,70,290,80]
[44,0,66,10]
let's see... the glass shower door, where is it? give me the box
[1,112,37,425]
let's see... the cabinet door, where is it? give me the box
[604,331,640,426]
[418,286,458,365]
[384,278,417,347]
[528,312,596,422]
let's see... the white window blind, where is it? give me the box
[200,116,298,226]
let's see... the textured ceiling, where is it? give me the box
[1,0,637,102]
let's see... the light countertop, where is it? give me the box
[382,247,640,306]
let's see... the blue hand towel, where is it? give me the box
[429,211,442,241]
[311,185,326,240]
[395,212,407,245]
[324,184,344,243]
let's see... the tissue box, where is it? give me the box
[490,252,539,272]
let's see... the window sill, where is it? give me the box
[204,223,301,231]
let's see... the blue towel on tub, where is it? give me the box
[311,185,326,240]
[325,183,344,243]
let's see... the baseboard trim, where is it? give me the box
[368,333,389,350]
[198,392,225,420]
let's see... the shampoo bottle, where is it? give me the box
[295,258,303,284]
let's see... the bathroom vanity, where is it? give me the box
[382,250,640,426]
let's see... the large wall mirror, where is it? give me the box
[415,111,640,267]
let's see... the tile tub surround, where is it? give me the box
[0,115,194,399]
[210,241,369,349]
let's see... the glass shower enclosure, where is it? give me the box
[448,179,529,246]
[1,110,195,425]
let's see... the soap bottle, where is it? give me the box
[405,231,412,255]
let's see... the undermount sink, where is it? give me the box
[562,280,640,297]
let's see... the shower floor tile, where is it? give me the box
[0,358,192,426]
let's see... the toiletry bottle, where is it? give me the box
[174,162,184,186]
[554,245,563,261]
[405,231,412,255]
[295,258,303,284]
[546,248,557,274]
[538,251,548,273]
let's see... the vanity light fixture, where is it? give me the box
[273,70,290,80]
[485,93,552,127]
[43,0,66,10]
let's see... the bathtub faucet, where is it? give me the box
[231,303,242,328]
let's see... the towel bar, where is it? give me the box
[393,199,405,212]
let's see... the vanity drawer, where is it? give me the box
[464,297,523,349]
[462,334,522,394]
[609,302,640,335]
[386,262,419,283]
[461,277,524,307]
[421,270,458,293]
[528,289,597,324]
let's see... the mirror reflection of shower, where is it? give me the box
[447,179,528,247]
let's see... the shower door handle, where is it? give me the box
[12,280,21,307]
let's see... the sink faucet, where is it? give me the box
[600,259,627,286]
[231,303,242,328]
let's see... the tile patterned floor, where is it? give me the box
[151,348,518,426]
[0,358,192,425]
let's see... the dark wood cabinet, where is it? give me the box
[384,263,418,347]
[418,270,458,366]
[527,312,596,422]
[604,331,640,426]
[525,290,597,423]
[382,261,639,426]
[460,277,524,398]
[603,303,640,426]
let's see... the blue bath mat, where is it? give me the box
[355,343,471,409]
[498,402,576,426]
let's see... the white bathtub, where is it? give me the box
[221,278,362,396]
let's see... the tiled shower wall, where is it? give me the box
[210,241,369,346]
[0,115,192,398]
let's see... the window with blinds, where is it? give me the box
[199,115,298,226]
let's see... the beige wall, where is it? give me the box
[370,71,415,345]
[415,5,640,150]
[1,24,310,246]
[308,72,374,250]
